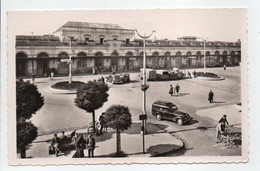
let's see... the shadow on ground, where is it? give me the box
[171,93,190,97]
[97,151,128,158]
[212,101,226,104]
[147,144,183,157]
[125,122,168,135]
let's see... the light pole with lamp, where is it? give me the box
[68,36,76,84]
[135,29,156,154]
[199,37,208,74]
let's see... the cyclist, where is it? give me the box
[216,121,226,143]
[218,115,229,128]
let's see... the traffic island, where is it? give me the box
[196,72,225,81]
[51,81,85,90]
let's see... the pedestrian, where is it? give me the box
[73,134,86,158]
[86,134,96,158]
[208,90,214,103]
[49,133,61,157]
[218,115,229,127]
[169,85,174,96]
[50,72,54,80]
[188,71,192,79]
[60,131,67,143]
[193,70,197,78]
[92,66,95,75]
[215,121,226,143]
[31,72,35,84]
[101,76,105,84]
[175,84,180,94]
[99,112,106,135]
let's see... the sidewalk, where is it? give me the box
[196,104,241,128]
[24,121,184,158]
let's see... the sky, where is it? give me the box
[9,9,246,42]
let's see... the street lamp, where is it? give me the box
[135,29,156,154]
[198,37,208,73]
[68,36,76,84]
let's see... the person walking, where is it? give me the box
[101,76,105,84]
[169,85,174,96]
[50,72,54,80]
[31,72,35,84]
[74,134,86,158]
[188,71,192,79]
[86,134,96,158]
[99,112,106,135]
[175,84,180,94]
[208,90,214,103]
[224,64,226,70]
[193,70,197,78]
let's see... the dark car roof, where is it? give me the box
[152,101,176,108]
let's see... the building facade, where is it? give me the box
[16,21,241,76]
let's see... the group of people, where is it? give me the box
[183,70,197,79]
[71,132,96,158]
[49,130,96,158]
[31,71,54,83]
[169,83,181,96]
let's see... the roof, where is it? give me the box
[153,101,176,108]
[54,21,133,32]
[16,35,60,41]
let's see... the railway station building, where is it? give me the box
[16,21,241,76]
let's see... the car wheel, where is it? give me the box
[177,119,183,125]
[156,114,162,121]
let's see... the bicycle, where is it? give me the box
[87,121,100,135]
[220,126,241,149]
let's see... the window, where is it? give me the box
[126,39,130,45]
[100,38,104,44]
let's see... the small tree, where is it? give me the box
[16,80,44,158]
[16,80,44,122]
[104,105,132,156]
[75,80,109,132]
[17,121,38,158]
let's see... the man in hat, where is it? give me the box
[86,134,96,158]
[219,115,230,127]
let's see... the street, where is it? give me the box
[29,66,241,156]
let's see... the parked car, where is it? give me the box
[140,68,157,81]
[155,70,170,80]
[106,73,130,84]
[169,70,186,80]
[151,101,191,125]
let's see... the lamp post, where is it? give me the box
[199,37,208,74]
[135,29,156,154]
[68,37,75,84]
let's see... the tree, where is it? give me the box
[17,121,38,158]
[104,105,132,156]
[16,80,44,158]
[75,80,109,132]
[16,80,44,122]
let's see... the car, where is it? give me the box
[169,70,186,80]
[151,101,191,125]
[106,73,130,84]
[140,68,157,81]
[155,70,170,80]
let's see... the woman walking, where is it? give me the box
[169,85,174,96]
